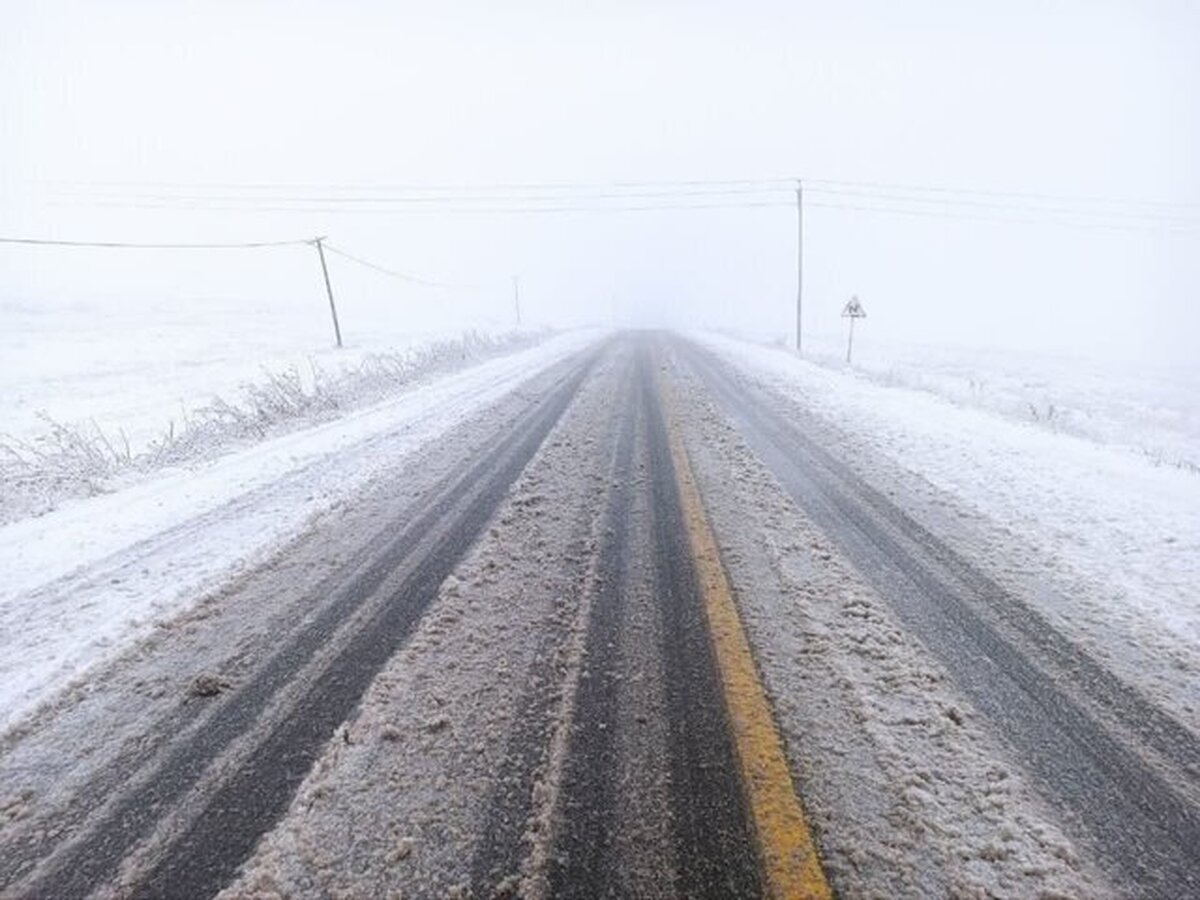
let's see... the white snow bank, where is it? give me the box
[0,331,600,730]
[697,332,1200,720]
[748,330,1200,472]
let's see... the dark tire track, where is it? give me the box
[0,359,580,895]
[545,354,640,898]
[469,350,638,895]
[540,343,761,898]
[642,350,762,899]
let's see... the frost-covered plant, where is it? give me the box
[0,329,546,525]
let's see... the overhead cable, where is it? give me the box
[0,235,310,249]
[320,242,479,289]
[35,175,1199,211]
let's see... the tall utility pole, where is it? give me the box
[795,179,804,354]
[512,274,523,326]
[312,237,343,349]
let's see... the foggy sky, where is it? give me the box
[3,0,1198,363]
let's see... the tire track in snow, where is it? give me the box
[528,343,762,898]
[467,347,639,894]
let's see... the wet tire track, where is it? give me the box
[537,343,761,898]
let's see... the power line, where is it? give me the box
[11,172,1200,236]
[37,180,1200,230]
[806,200,1200,234]
[0,235,311,249]
[34,174,1199,210]
[47,199,797,215]
[46,185,791,204]
[320,242,479,289]
[805,177,1200,211]
[806,187,1200,225]
[42,197,1200,233]
[37,177,795,193]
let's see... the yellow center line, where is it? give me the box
[661,377,833,900]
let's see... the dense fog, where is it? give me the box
[2,1,1197,363]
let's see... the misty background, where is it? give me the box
[2,0,1198,365]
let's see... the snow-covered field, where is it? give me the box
[1,292,548,523]
[0,330,599,731]
[752,330,1200,473]
[699,331,1200,728]
[1,293,513,449]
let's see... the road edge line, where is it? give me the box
[661,376,833,900]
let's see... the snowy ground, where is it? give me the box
[1,288,553,523]
[740,331,1200,472]
[1,291,525,452]
[697,331,1200,731]
[0,330,600,731]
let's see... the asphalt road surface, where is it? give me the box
[0,333,1195,898]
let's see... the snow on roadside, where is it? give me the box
[772,330,1200,472]
[696,331,1200,730]
[1,328,546,524]
[0,330,600,732]
[1,289,528,454]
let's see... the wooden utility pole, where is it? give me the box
[312,237,343,348]
[795,179,804,354]
[512,274,523,326]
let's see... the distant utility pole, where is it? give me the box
[795,179,804,354]
[841,294,866,363]
[512,274,523,326]
[312,237,343,348]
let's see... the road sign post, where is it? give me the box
[841,295,866,363]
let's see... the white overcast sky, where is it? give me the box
[2,0,1197,362]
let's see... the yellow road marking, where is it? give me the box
[662,380,833,900]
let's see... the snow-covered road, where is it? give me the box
[1,331,1194,898]
[676,339,1197,897]
[0,330,600,730]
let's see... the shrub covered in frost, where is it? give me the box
[0,329,545,525]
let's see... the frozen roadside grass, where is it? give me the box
[670,368,1113,899]
[0,329,545,525]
